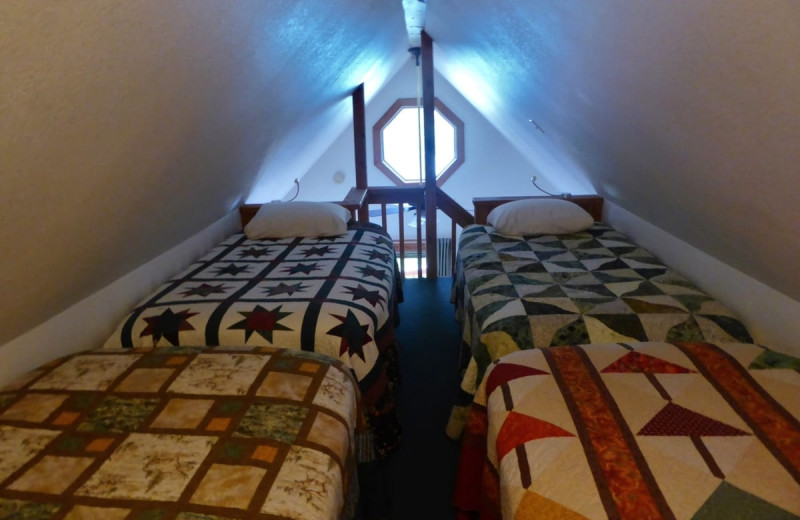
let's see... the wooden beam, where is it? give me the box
[421,31,437,279]
[352,83,369,222]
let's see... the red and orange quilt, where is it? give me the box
[0,346,363,520]
[453,341,800,519]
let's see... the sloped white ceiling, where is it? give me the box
[0,0,406,345]
[427,0,800,301]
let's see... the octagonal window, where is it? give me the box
[373,97,464,186]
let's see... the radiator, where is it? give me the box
[437,237,453,277]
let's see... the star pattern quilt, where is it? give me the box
[0,346,363,520]
[448,223,753,439]
[104,221,402,457]
[453,341,800,520]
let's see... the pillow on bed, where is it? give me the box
[487,198,594,235]
[244,201,351,239]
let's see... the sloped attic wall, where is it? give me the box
[0,0,407,347]
[297,55,547,208]
[427,0,800,303]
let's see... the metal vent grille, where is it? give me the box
[437,237,452,277]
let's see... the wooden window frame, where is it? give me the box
[372,97,464,187]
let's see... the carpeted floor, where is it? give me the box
[358,277,464,519]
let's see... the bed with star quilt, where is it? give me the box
[447,223,754,440]
[452,341,800,520]
[103,221,402,458]
[0,346,365,520]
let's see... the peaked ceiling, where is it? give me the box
[1,0,798,347]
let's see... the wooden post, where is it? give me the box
[352,83,369,222]
[421,31,437,279]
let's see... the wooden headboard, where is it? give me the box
[238,188,368,228]
[472,195,604,225]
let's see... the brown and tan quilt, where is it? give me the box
[103,221,402,457]
[0,346,363,520]
[453,341,800,520]
[448,223,754,439]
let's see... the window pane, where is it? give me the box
[381,107,457,183]
[433,110,456,173]
[382,108,424,182]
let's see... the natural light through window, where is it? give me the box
[382,108,455,183]
[373,98,464,186]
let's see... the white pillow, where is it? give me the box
[244,201,351,239]
[486,198,594,235]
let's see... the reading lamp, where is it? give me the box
[531,176,571,199]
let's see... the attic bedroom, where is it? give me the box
[1,1,798,519]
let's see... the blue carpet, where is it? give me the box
[359,277,463,519]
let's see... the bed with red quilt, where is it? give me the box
[0,346,363,520]
[453,341,800,519]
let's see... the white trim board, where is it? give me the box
[604,201,800,356]
[0,211,240,386]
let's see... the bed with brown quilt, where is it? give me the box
[103,202,402,459]
[447,196,754,440]
[0,346,364,520]
[452,340,800,519]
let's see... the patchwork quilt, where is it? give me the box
[448,223,753,439]
[0,346,363,520]
[104,221,402,457]
[453,341,800,520]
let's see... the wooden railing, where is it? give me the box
[348,186,474,278]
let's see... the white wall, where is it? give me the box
[0,211,240,386]
[605,201,800,357]
[296,54,560,211]
[0,0,408,347]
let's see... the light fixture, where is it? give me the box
[402,0,427,50]
[531,176,571,199]
[400,0,427,185]
[287,178,300,201]
[270,178,300,203]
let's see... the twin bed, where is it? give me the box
[0,201,402,520]
[1,347,363,520]
[103,215,402,459]
[450,196,800,519]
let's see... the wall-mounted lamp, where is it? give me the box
[531,176,570,199]
[287,178,300,201]
[271,178,300,203]
[528,119,545,134]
